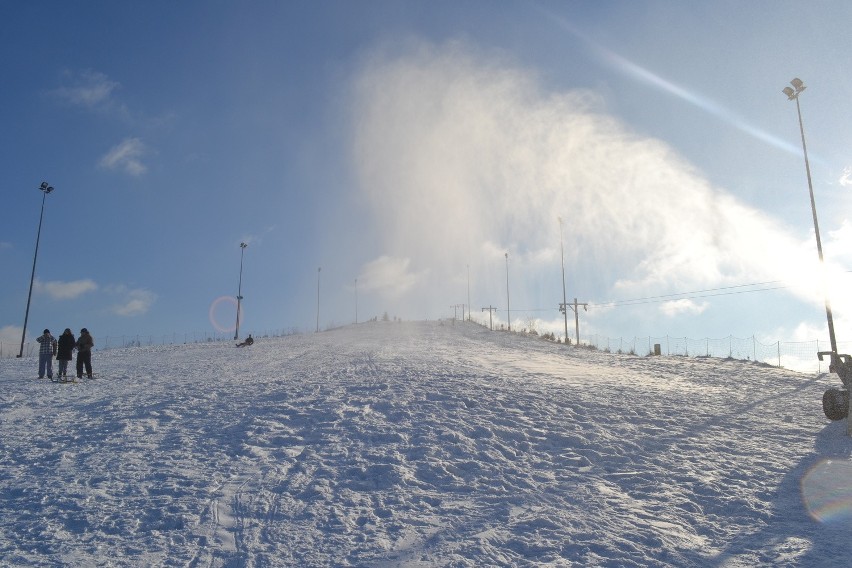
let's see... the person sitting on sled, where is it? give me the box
[236,334,254,347]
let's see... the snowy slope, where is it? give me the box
[1,320,851,567]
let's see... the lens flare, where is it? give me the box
[801,459,852,523]
[209,296,241,333]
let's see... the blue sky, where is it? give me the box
[2,0,852,351]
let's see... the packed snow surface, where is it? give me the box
[2,320,852,567]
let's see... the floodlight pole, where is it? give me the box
[234,242,247,340]
[558,217,569,344]
[316,267,321,333]
[783,78,837,354]
[18,182,54,358]
[505,252,511,331]
[355,278,358,324]
[467,264,471,322]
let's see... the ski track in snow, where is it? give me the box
[1,320,851,567]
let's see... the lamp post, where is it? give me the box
[18,182,54,358]
[558,217,569,344]
[505,252,511,331]
[234,242,247,340]
[467,264,471,322]
[782,78,837,354]
[354,278,358,324]
[316,267,321,332]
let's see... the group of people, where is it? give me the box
[35,328,94,382]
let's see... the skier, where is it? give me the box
[236,334,254,347]
[36,329,57,379]
[56,328,76,381]
[76,328,95,379]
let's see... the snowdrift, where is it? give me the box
[1,320,851,567]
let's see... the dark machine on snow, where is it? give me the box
[819,351,851,422]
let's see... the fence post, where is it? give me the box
[817,339,821,373]
[753,336,756,362]
[777,341,781,367]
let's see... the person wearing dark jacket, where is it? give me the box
[76,328,94,379]
[56,328,76,381]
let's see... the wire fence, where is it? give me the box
[464,313,842,374]
[1,328,301,360]
[2,324,843,374]
[582,334,845,374]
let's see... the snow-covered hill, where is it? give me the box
[1,320,851,567]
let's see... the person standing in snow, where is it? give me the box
[76,328,94,379]
[56,328,76,381]
[36,329,57,379]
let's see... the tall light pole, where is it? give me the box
[354,278,358,324]
[558,217,569,344]
[505,252,511,331]
[234,242,248,340]
[18,181,54,358]
[783,78,837,354]
[316,267,321,332]
[467,264,471,322]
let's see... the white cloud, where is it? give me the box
[107,286,157,317]
[357,256,426,297]
[659,299,708,317]
[51,69,121,110]
[839,167,852,187]
[0,242,11,250]
[826,219,852,264]
[35,278,98,300]
[99,138,148,176]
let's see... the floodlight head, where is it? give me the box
[782,86,796,100]
[791,78,805,91]
[40,182,48,189]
